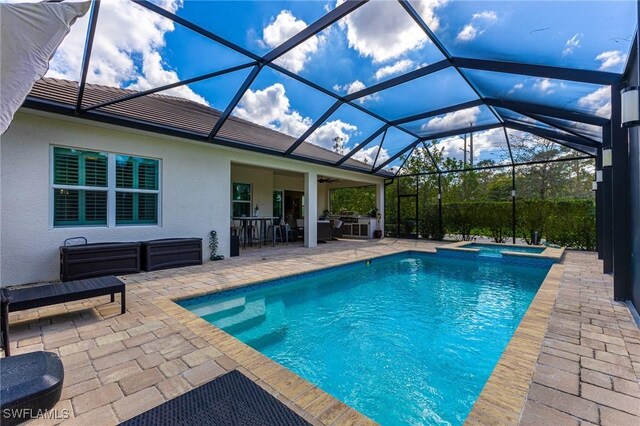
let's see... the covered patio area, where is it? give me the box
[230,162,385,250]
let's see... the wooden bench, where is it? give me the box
[1,276,125,356]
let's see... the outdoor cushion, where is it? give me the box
[0,351,64,426]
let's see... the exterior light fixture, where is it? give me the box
[602,149,613,167]
[621,86,639,127]
[437,193,442,200]
[596,170,603,182]
[511,190,516,198]
[592,181,598,191]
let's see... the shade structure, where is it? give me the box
[17,0,639,177]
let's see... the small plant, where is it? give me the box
[209,230,224,261]
[368,207,379,218]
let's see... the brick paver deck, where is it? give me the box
[2,240,639,425]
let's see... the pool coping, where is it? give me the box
[155,244,562,425]
[465,262,564,425]
[437,240,565,261]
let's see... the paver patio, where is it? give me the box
[2,239,639,425]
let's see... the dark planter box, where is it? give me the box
[60,242,140,282]
[141,238,202,272]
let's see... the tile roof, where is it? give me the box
[26,78,384,174]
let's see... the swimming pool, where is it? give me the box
[179,252,553,425]
[462,243,546,257]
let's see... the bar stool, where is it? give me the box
[267,219,286,245]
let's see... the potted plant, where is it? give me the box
[374,212,383,238]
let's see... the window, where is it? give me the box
[53,148,108,226]
[115,156,159,225]
[52,147,160,227]
[232,183,251,217]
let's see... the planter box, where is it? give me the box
[60,242,140,281]
[141,238,202,272]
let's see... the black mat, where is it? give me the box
[119,370,311,426]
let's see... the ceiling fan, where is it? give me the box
[318,176,339,184]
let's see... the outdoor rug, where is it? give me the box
[119,369,311,426]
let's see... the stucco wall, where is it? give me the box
[1,112,231,285]
[231,165,274,217]
[1,110,384,285]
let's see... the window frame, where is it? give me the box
[49,146,162,229]
[114,155,160,226]
[231,182,252,217]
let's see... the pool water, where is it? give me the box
[463,243,545,257]
[180,252,551,425]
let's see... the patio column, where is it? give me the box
[610,82,631,301]
[304,171,317,248]
[376,182,384,236]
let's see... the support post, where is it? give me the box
[611,83,632,300]
[437,173,443,238]
[396,179,401,237]
[595,150,603,258]
[376,182,385,237]
[601,124,614,274]
[304,171,317,248]
[512,166,516,244]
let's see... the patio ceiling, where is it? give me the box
[23,0,637,177]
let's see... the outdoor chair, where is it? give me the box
[296,219,304,240]
[332,220,344,239]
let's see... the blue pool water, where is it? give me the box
[180,252,552,425]
[463,243,545,257]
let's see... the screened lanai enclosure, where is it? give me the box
[17,1,640,307]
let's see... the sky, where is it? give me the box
[5,0,637,171]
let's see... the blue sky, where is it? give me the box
[35,0,638,169]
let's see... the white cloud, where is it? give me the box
[562,33,582,56]
[578,86,611,118]
[44,0,206,104]
[337,0,448,63]
[456,9,497,43]
[374,59,415,80]
[234,82,358,148]
[337,80,366,95]
[261,10,320,73]
[333,80,377,104]
[534,78,555,94]
[353,145,388,165]
[422,106,481,132]
[127,51,207,104]
[472,10,497,21]
[595,50,627,71]
[456,24,479,42]
[508,82,524,94]
[307,119,357,149]
[435,128,506,163]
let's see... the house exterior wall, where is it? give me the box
[231,165,274,217]
[0,110,383,286]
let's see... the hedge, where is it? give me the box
[387,199,596,250]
